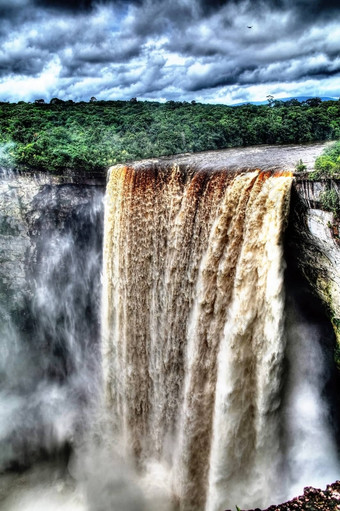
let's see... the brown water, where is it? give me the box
[102,161,293,510]
[124,142,329,174]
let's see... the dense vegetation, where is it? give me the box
[312,140,340,179]
[0,97,339,173]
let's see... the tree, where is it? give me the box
[50,97,64,105]
[284,98,300,107]
[305,97,322,107]
[266,95,274,106]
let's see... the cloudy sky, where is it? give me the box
[0,0,339,104]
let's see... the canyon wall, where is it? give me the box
[288,178,340,366]
[0,169,105,470]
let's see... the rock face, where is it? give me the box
[0,169,105,318]
[287,177,340,366]
[0,169,105,470]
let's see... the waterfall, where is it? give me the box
[101,164,294,510]
[2,156,340,511]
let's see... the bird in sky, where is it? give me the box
[247,26,253,28]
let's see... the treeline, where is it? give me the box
[0,97,339,173]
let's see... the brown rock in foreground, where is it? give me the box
[225,481,340,511]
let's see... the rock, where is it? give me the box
[0,168,105,470]
[287,177,340,366]
[237,481,340,511]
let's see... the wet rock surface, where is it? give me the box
[287,177,340,362]
[0,169,105,315]
[225,481,340,511]
[0,169,105,471]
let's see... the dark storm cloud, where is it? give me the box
[59,40,142,78]
[184,53,340,92]
[198,0,340,18]
[0,51,47,77]
[34,0,94,9]
[0,1,32,26]
[33,0,144,11]
[0,0,339,102]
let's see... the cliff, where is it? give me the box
[0,169,105,470]
[288,177,340,366]
[0,169,105,325]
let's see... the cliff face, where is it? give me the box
[0,169,105,470]
[0,170,105,324]
[287,178,340,366]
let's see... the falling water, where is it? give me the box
[1,152,340,510]
[102,164,295,510]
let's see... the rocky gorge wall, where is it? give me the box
[0,170,105,318]
[0,169,105,470]
[288,177,340,367]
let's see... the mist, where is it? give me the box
[0,176,103,473]
[1,160,340,510]
[283,297,340,499]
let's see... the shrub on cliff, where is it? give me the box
[295,159,307,172]
[319,188,340,216]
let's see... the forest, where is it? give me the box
[0,97,339,174]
